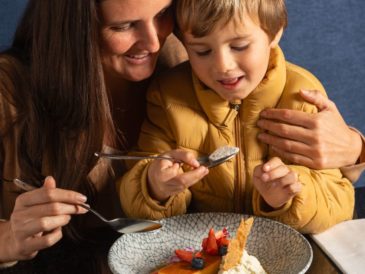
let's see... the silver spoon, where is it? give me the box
[13,178,162,234]
[95,145,239,169]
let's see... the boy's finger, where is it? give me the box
[253,164,264,179]
[173,166,209,188]
[285,181,302,195]
[272,171,298,187]
[262,157,285,173]
[261,164,289,182]
[167,149,200,167]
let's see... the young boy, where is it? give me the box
[119,0,354,233]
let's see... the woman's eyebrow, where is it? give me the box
[103,3,172,26]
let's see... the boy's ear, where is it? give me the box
[270,27,284,48]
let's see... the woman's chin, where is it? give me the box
[124,70,154,82]
[122,59,158,82]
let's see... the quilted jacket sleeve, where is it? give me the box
[252,73,355,234]
[253,166,354,234]
[118,78,192,219]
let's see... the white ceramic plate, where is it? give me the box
[108,213,312,274]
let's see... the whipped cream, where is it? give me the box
[218,250,267,274]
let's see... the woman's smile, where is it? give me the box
[124,52,153,65]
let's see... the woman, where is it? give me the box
[0,0,183,267]
[0,0,363,267]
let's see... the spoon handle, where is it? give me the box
[13,178,37,191]
[77,203,109,223]
[95,152,182,163]
[96,152,210,166]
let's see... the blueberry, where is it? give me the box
[218,245,228,256]
[191,257,205,269]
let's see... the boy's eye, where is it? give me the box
[231,45,249,51]
[195,49,211,56]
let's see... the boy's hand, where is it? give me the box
[147,149,209,202]
[253,157,302,209]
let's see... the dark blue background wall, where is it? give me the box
[280,1,365,187]
[0,0,27,51]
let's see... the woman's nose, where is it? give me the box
[139,22,161,53]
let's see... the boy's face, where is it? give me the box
[182,13,281,102]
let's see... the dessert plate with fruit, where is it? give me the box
[108,213,312,274]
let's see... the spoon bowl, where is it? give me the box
[13,179,162,234]
[201,145,239,168]
[76,203,161,234]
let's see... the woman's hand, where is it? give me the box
[253,157,302,209]
[147,149,209,202]
[257,89,362,169]
[2,176,88,262]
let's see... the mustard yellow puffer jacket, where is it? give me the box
[119,47,354,234]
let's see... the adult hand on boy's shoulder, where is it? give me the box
[257,90,362,169]
[253,157,301,209]
[147,149,209,202]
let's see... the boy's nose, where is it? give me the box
[214,51,236,73]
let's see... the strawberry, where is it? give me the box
[206,228,218,255]
[202,237,208,250]
[175,249,194,263]
[175,249,193,263]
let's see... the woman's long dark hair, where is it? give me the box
[0,0,115,238]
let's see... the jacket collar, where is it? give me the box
[193,46,287,127]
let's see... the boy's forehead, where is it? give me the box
[183,12,260,40]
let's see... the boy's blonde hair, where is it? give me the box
[175,0,287,41]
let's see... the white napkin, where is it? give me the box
[310,219,365,274]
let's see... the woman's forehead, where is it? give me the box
[98,0,172,23]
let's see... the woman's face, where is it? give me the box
[99,0,174,82]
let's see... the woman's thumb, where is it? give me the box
[299,89,332,111]
[42,176,57,189]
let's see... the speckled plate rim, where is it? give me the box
[108,212,313,274]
